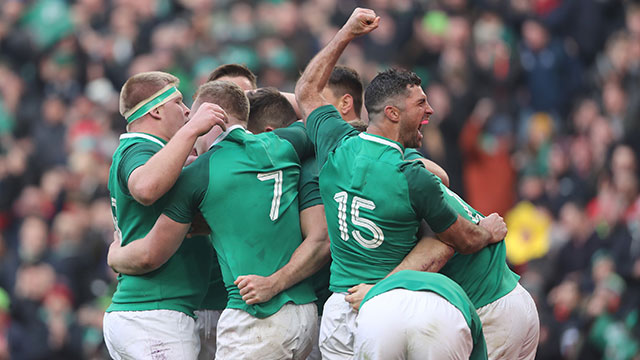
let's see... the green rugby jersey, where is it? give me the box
[404,149,520,308]
[107,133,211,317]
[199,238,227,311]
[199,154,322,311]
[162,124,316,318]
[361,270,488,360]
[306,105,458,292]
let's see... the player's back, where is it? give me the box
[436,182,520,308]
[193,126,316,317]
[319,133,421,292]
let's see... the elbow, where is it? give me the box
[130,183,159,206]
[319,237,331,260]
[135,252,159,274]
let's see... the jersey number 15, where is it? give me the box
[334,191,384,249]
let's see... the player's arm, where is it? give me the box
[405,162,506,254]
[109,163,207,274]
[128,103,227,205]
[295,8,379,119]
[280,91,302,120]
[295,8,378,167]
[404,149,450,188]
[235,205,330,305]
[107,215,191,274]
[389,223,454,275]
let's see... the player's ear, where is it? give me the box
[383,105,400,123]
[340,94,353,115]
[149,107,162,120]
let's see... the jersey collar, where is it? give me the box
[358,132,404,156]
[120,132,167,147]
[208,124,251,150]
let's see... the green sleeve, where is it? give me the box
[306,105,359,168]
[162,154,211,224]
[298,157,322,211]
[401,161,458,233]
[273,121,314,162]
[404,148,425,161]
[118,142,161,194]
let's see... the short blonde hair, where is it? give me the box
[119,71,179,116]
[195,81,249,123]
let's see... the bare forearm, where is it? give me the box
[295,30,354,119]
[108,216,191,275]
[270,236,330,294]
[108,239,158,275]
[388,236,454,277]
[438,215,492,254]
[129,126,200,205]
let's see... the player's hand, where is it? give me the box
[186,102,228,136]
[345,283,374,311]
[234,275,278,305]
[107,230,124,273]
[341,8,380,38]
[479,213,507,244]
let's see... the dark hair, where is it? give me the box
[207,64,257,89]
[247,87,297,133]
[327,66,363,117]
[196,80,249,123]
[364,68,422,118]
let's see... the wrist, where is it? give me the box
[336,28,356,42]
[269,273,286,294]
[178,122,201,140]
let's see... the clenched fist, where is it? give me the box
[479,213,507,244]
[341,8,380,38]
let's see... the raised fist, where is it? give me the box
[342,8,380,38]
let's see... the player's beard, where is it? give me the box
[400,123,423,149]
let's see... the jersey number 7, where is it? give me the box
[258,170,283,221]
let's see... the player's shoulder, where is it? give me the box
[399,160,441,188]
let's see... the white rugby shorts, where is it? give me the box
[476,283,540,360]
[318,292,358,360]
[215,302,317,360]
[103,309,199,360]
[354,288,473,360]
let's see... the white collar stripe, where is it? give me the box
[359,133,403,155]
[120,133,165,148]
[208,125,249,150]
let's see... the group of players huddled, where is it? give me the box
[103,8,540,360]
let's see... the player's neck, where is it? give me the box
[227,116,247,129]
[127,119,170,141]
[366,121,400,144]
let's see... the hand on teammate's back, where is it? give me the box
[478,213,508,244]
[186,102,228,136]
[341,8,380,38]
[345,283,375,311]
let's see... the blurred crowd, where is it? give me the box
[0,0,639,359]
